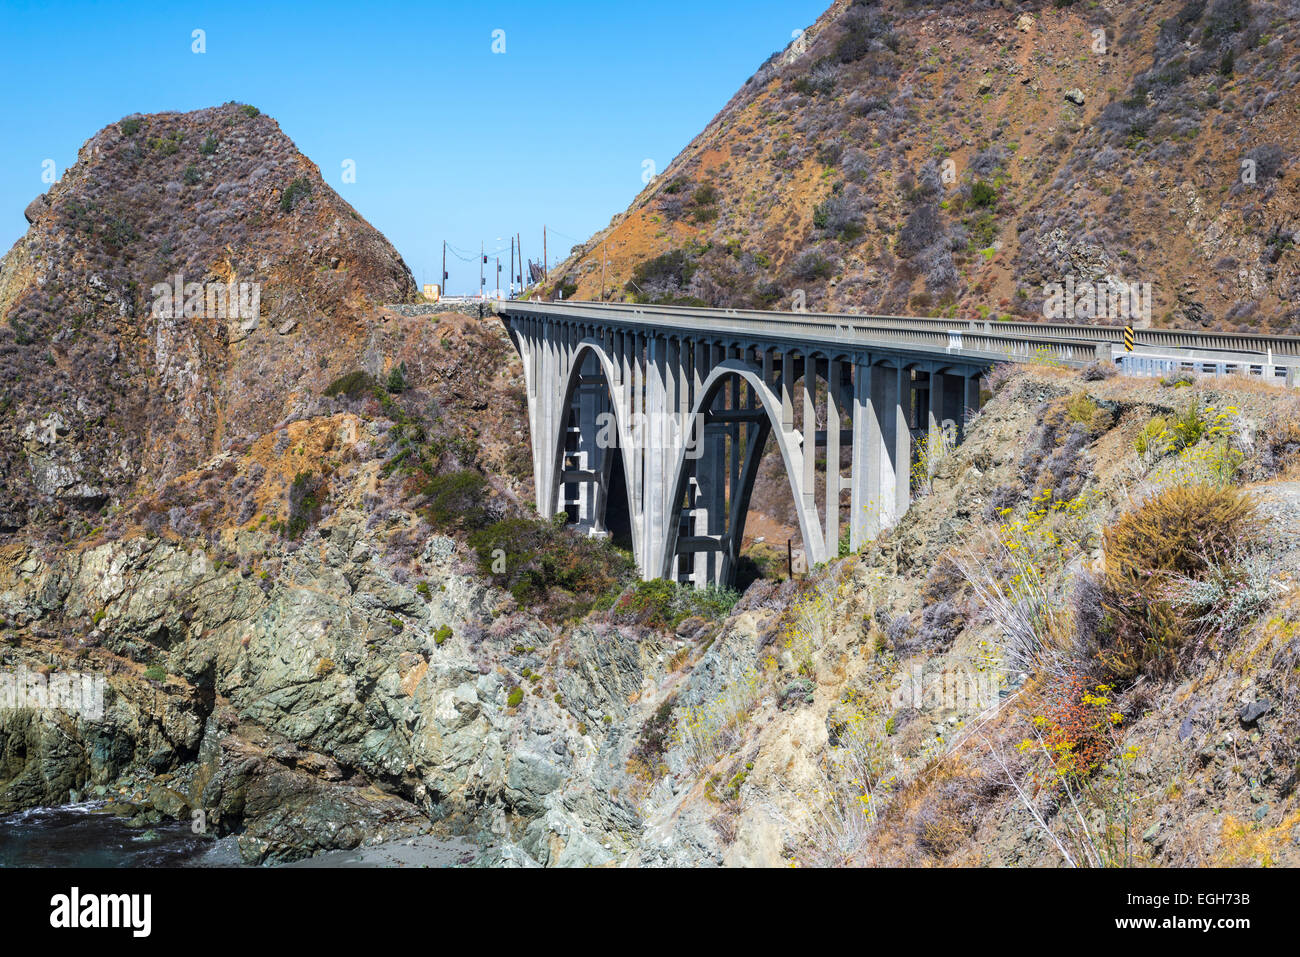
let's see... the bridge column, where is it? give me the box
[729,347,743,527]
[894,365,912,521]
[825,357,842,555]
[849,359,884,548]
[643,334,668,581]
[537,320,557,518]
[665,336,684,580]
[801,354,817,521]
[877,364,911,527]
[781,350,795,430]
[519,321,544,515]
[962,372,981,442]
[927,370,944,440]
[941,373,964,443]
[631,332,645,536]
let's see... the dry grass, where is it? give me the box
[1101,484,1260,681]
[1214,809,1300,867]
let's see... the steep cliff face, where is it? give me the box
[9,363,1294,867]
[599,369,1300,868]
[0,106,558,863]
[547,0,1299,331]
[0,103,418,535]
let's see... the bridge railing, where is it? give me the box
[497,301,1300,383]
[569,300,1300,359]
[497,299,1108,366]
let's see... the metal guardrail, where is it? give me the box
[1119,352,1299,385]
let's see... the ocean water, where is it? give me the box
[0,802,480,867]
[0,802,238,868]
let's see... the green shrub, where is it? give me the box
[422,470,490,531]
[693,184,719,206]
[323,370,378,400]
[119,118,142,136]
[144,665,166,683]
[416,581,431,599]
[148,132,183,156]
[1166,402,1210,452]
[434,624,451,646]
[467,517,634,621]
[627,249,697,295]
[614,579,679,629]
[286,471,324,540]
[970,179,998,209]
[183,164,200,186]
[103,216,138,251]
[630,698,676,777]
[792,248,834,280]
[1064,392,1099,426]
[199,135,218,155]
[507,686,524,708]
[966,211,997,249]
[385,363,408,394]
[1134,416,1169,459]
[610,579,740,630]
[280,176,312,213]
[240,104,260,117]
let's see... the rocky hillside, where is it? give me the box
[545,0,1300,332]
[4,357,1298,866]
[0,103,419,537]
[4,97,1299,869]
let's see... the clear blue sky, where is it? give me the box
[0,0,827,295]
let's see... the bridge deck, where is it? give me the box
[496,299,1300,370]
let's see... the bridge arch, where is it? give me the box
[545,337,644,566]
[658,358,827,586]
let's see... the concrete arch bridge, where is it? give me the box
[495,299,1300,588]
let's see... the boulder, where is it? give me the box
[1238,700,1272,726]
[23,193,49,225]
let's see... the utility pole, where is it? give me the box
[517,232,523,289]
[495,257,501,299]
[480,241,485,298]
[441,241,447,299]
